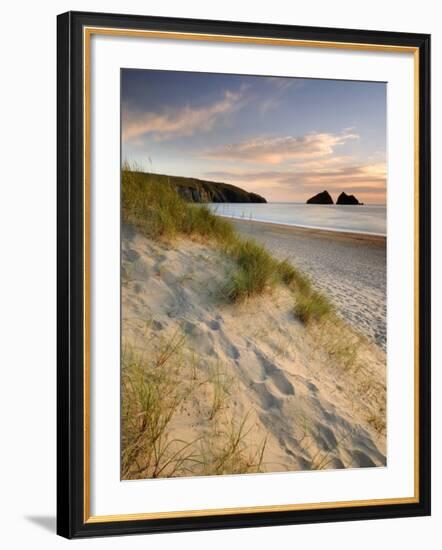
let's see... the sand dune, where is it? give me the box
[122,224,386,477]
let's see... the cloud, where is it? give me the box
[258,96,281,115]
[122,90,243,142]
[204,161,386,203]
[200,128,385,201]
[206,163,385,188]
[265,77,304,92]
[257,78,304,114]
[204,131,359,164]
[287,163,386,187]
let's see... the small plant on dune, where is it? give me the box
[121,334,269,479]
[199,413,268,476]
[294,290,333,324]
[207,362,230,420]
[223,240,273,300]
[367,411,386,435]
[123,163,333,318]
[277,259,312,293]
[224,240,302,302]
[311,317,365,372]
[182,203,236,244]
[325,326,359,370]
[153,330,187,369]
[121,342,198,479]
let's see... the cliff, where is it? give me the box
[129,171,267,203]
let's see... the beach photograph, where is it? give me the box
[120,69,387,480]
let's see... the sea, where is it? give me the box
[207,203,386,236]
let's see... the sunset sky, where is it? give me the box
[122,69,386,204]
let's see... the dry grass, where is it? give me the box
[207,362,231,420]
[122,165,235,244]
[309,317,362,372]
[223,239,280,301]
[367,411,387,435]
[121,338,196,479]
[121,335,268,480]
[277,259,312,293]
[309,431,353,470]
[122,165,331,321]
[198,413,268,476]
[294,290,333,325]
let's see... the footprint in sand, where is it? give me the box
[206,320,241,359]
[219,333,240,359]
[326,457,346,469]
[182,320,217,357]
[154,254,167,266]
[305,381,319,393]
[315,422,338,451]
[254,350,295,396]
[122,248,140,263]
[350,449,377,468]
[207,319,221,331]
[251,381,283,410]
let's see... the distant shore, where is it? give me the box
[208,202,387,237]
[231,218,387,350]
[226,217,387,243]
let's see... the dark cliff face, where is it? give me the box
[336,192,362,205]
[244,192,267,204]
[127,171,267,203]
[173,177,267,203]
[306,190,334,204]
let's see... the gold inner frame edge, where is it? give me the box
[82,26,420,524]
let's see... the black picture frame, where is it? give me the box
[57,10,431,539]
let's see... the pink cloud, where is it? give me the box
[122,90,243,142]
[205,161,386,203]
[204,131,359,164]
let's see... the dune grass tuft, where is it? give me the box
[121,336,268,479]
[199,413,268,476]
[224,239,279,301]
[121,340,195,479]
[277,259,312,293]
[122,165,236,244]
[123,164,331,321]
[294,290,333,325]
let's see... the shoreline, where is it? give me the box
[228,217,386,246]
[214,213,386,241]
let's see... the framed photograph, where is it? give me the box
[57,11,431,538]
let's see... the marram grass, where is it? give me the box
[294,290,333,325]
[122,166,332,322]
[121,340,267,479]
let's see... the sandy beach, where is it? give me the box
[122,223,386,477]
[231,219,387,351]
[120,68,388,479]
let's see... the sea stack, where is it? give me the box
[336,192,363,205]
[306,190,333,204]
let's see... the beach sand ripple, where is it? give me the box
[231,219,386,351]
[122,224,386,476]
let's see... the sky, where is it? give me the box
[121,69,386,204]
